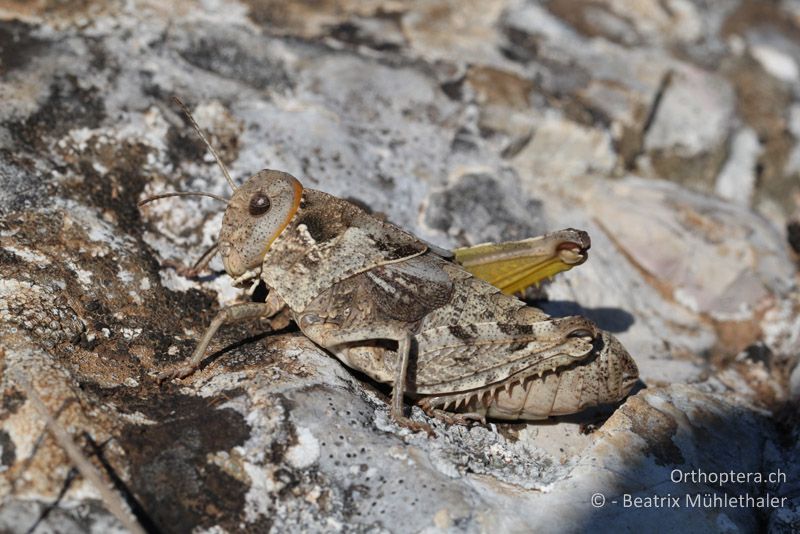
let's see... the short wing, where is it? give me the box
[363,255,454,323]
[453,229,590,296]
[411,316,597,395]
[264,190,430,311]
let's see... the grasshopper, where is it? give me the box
[145,101,638,432]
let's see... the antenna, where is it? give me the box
[137,191,228,207]
[174,97,238,192]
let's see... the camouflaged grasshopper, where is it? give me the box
[144,101,638,432]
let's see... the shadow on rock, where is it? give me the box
[535,300,636,333]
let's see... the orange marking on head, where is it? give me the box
[260,178,304,256]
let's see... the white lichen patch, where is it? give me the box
[750,45,799,83]
[4,246,51,266]
[117,269,134,284]
[285,427,320,470]
[242,462,279,522]
[0,279,34,302]
[239,407,288,522]
[115,106,171,156]
[143,213,239,306]
[121,327,142,340]
[113,410,157,426]
[205,277,241,307]
[66,261,94,287]
[761,295,800,361]
[193,371,250,397]
[60,484,104,506]
[157,267,197,293]
[60,126,96,151]
[55,200,135,252]
[138,173,227,251]
[139,276,151,291]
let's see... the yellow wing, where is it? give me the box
[454,229,590,295]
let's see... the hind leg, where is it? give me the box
[300,318,434,435]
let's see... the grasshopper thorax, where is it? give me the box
[219,169,303,279]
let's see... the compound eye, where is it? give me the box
[568,328,594,340]
[249,192,271,216]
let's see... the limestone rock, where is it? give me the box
[1,1,799,533]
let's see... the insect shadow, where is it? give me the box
[185,325,296,375]
[532,300,635,334]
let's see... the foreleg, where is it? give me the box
[158,297,284,382]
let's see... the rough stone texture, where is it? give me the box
[1,1,799,533]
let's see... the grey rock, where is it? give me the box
[643,64,736,187]
[1,1,799,533]
[715,127,761,206]
[424,171,546,246]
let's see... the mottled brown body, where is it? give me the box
[155,168,639,429]
[256,185,638,421]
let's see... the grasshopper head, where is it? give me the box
[219,169,303,278]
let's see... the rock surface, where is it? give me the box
[1,1,799,533]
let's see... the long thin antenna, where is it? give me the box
[174,97,238,192]
[161,242,220,279]
[138,191,229,207]
[191,242,220,273]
